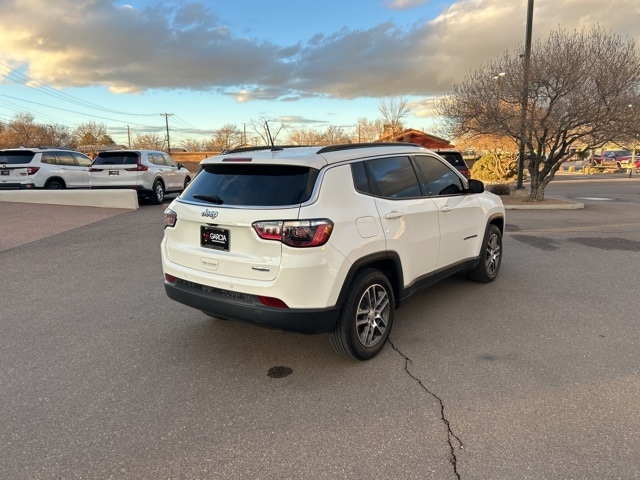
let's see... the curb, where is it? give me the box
[504,202,584,210]
[0,189,139,209]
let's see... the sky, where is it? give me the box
[1,0,640,147]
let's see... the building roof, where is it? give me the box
[380,128,455,150]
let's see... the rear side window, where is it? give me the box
[93,152,139,165]
[366,156,421,199]
[56,152,76,166]
[182,164,319,207]
[163,153,178,167]
[73,153,92,167]
[149,153,165,165]
[0,151,36,164]
[41,152,58,164]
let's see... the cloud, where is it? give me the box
[1,0,639,103]
[385,0,431,9]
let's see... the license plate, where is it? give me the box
[0,170,8,176]
[108,170,119,176]
[201,226,229,251]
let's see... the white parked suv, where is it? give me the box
[161,143,505,360]
[0,147,93,189]
[90,150,191,204]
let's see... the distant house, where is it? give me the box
[380,128,455,150]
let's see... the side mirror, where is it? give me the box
[468,179,485,194]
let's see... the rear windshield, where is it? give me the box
[93,152,139,165]
[182,164,319,207]
[0,151,36,164]
[437,152,466,167]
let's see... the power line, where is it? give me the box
[0,62,158,117]
[0,64,217,142]
[0,93,160,129]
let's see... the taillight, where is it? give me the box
[125,163,148,172]
[165,273,176,283]
[253,219,333,247]
[26,167,40,175]
[164,208,177,228]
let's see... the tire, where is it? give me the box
[467,224,502,283]
[44,179,65,190]
[330,269,394,360]
[151,180,165,204]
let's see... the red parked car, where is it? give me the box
[588,150,634,168]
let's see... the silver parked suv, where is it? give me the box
[0,147,93,189]
[161,143,505,360]
[90,150,192,204]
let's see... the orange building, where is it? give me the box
[382,128,455,150]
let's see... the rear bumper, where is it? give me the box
[91,185,142,190]
[164,277,341,334]
[0,183,36,189]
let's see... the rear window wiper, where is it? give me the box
[193,194,224,204]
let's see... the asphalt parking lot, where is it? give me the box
[1,176,639,479]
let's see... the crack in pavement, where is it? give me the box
[389,339,463,480]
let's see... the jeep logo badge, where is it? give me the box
[201,209,219,219]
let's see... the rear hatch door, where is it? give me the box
[90,152,140,187]
[0,150,35,185]
[165,161,319,281]
[166,204,298,281]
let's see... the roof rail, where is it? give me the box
[223,145,314,154]
[316,142,422,154]
[36,146,74,150]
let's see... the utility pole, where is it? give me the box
[161,113,173,152]
[127,125,131,148]
[516,0,534,190]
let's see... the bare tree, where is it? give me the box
[132,133,165,150]
[286,128,323,145]
[438,27,640,200]
[287,126,352,145]
[0,113,72,148]
[0,112,38,148]
[247,117,288,146]
[352,118,386,143]
[49,124,72,148]
[72,122,115,149]
[322,125,351,144]
[378,97,410,139]
[204,124,242,151]
[180,137,205,152]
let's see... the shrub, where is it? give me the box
[471,153,518,182]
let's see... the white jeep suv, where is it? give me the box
[161,143,505,360]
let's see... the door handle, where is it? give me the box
[385,211,404,219]
[440,205,453,213]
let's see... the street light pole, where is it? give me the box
[516,0,534,190]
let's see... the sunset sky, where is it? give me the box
[1,0,639,145]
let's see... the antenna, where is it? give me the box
[264,121,275,149]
